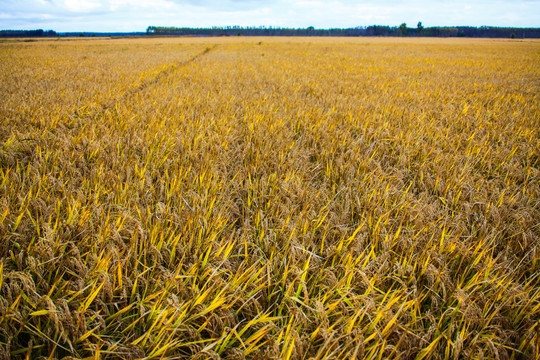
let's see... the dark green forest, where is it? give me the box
[146,24,540,38]
[2,24,540,38]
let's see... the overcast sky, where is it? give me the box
[1,0,539,32]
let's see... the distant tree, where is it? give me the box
[417,22,423,31]
[399,23,407,36]
[366,25,391,36]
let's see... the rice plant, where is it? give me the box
[0,36,539,359]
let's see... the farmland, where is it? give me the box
[0,37,539,359]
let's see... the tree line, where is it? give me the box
[146,24,540,38]
[2,25,539,38]
[0,29,57,37]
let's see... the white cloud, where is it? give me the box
[0,0,538,31]
[108,0,174,11]
[63,0,103,12]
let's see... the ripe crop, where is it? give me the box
[0,37,539,359]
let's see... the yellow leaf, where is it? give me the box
[29,310,49,316]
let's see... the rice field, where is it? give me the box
[0,36,539,359]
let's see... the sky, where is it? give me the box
[1,0,539,32]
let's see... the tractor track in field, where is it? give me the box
[126,44,217,96]
[97,44,218,112]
